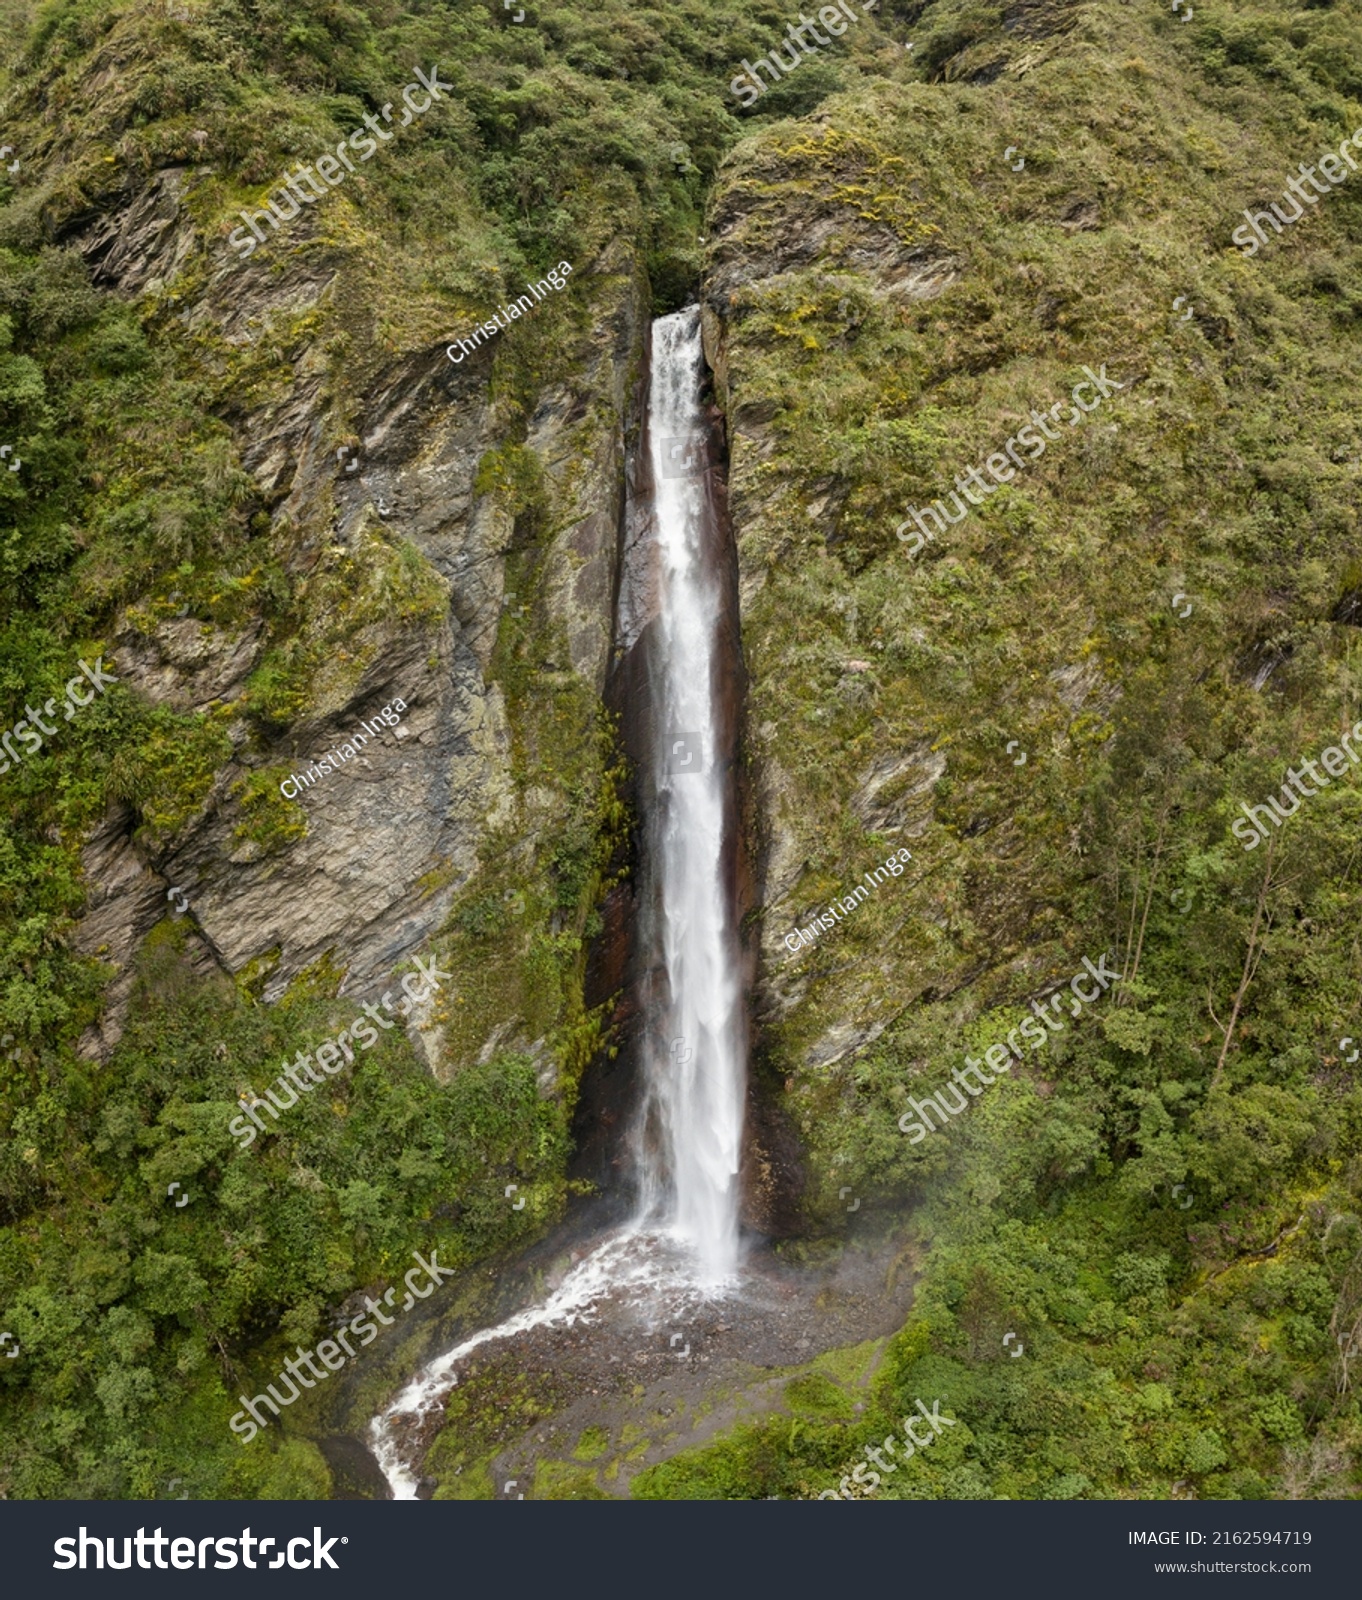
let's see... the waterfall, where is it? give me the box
[631,307,746,1284]
[367,307,745,1497]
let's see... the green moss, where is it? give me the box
[244,641,317,730]
[532,1460,609,1499]
[104,703,235,847]
[811,1337,883,1389]
[572,1424,610,1461]
[425,1349,577,1498]
[346,533,448,630]
[218,1437,333,1499]
[473,443,548,521]
[231,767,309,855]
[437,749,627,1095]
[631,1415,810,1500]
[243,528,446,732]
[783,1372,854,1419]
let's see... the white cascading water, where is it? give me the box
[632,307,745,1283]
[368,307,744,1497]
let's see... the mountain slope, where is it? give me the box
[0,0,1359,1501]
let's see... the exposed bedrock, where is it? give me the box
[64,175,650,1055]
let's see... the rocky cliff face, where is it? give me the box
[700,124,965,1094]
[64,166,649,1064]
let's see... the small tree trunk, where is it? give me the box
[1123,809,1169,1005]
[1212,833,1279,1087]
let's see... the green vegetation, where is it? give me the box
[0,911,570,1496]
[230,767,309,854]
[697,0,1362,1498]
[572,1424,610,1460]
[425,1347,569,1499]
[2,0,1361,1502]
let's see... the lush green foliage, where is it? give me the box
[2,0,1362,1500]
[702,0,1362,1498]
[0,0,717,1496]
[0,912,572,1497]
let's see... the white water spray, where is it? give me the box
[632,307,746,1283]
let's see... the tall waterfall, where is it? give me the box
[368,308,745,1497]
[631,307,746,1284]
